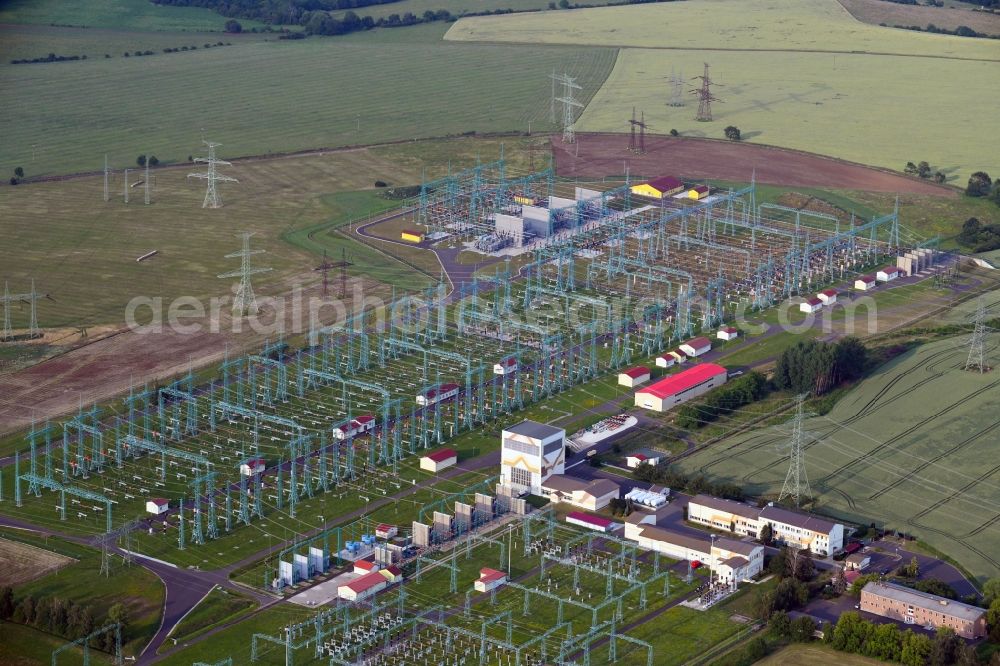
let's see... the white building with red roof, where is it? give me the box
[417,383,460,406]
[493,357,518,376]
[626,452,661,469]
[566,511,615,533]
[332,415,376,441]
[474,568,508,593]
[655,353,676,369]
[855,275,877,291]
[420,448,458,473]
[353,559,379,575]
[799,297,823,314]
[618,366,651,388]
[877,266,904,282]
[817,288,838,305]
[146,498,169,515]
[239,458,266,476]
[717,326,739,342]
[634,363,727,413]
[679,337,712,357]
[375,524,398,540]
[338,571,388,602]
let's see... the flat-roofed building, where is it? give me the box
[500,420,565,495]
[860,581,987,639]
[624,518,763,583]
[687,494,761,537]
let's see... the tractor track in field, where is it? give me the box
[962,511,1000,540]
[694,349,960,482]
[904,461,1000,570]
[866,416,1000,501]
[813,372,1000,486]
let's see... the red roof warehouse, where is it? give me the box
[634,363,728,413]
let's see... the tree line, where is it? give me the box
[772,337,868,396]
[0,586,130,653]
[734,545,995,666]
[632,459,745,501]
[151,0,681,38]
[674,371,770,429]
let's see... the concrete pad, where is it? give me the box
[288,570,360,607]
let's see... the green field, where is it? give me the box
[0,0,268,32]
[679,334,1000,584]
[0,22,615,177]
[446,0,1000,182]
[0,527,165,657]
[0,137,544,330]
[758,643,885,666]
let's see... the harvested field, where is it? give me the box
[445,0,1000,58]
[837,0,1000,35]
[553,134,956,195]
[678,334,1000,583]
[0,537,76,586]
[450,0,1000,182]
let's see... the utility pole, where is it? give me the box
[123,168,129,204]
[778,394,811,507]
[965,296,990,373]
[691,62,721,122]
[218,232,272,317]
[103,154,109,202]
[188,140,238,208]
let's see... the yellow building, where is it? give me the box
[688,185,710,200]
[630,176,684,199]
[513,194,541,206]
[401,229,425,243]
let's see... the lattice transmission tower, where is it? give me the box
[691,62,721,122]
[218,232,271,316]
[965,296,990,373]
[1,279,46,341]
[188,140,238,208]
[778,394,811,507]
[667,68,685,107]
[550,72,583,144]
[627,107,649,154]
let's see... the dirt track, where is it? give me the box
[554,133,956,196]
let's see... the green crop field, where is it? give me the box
[0,0,268,32]
[678,334,1000,584]
[0,22,615,177]
[446,0,1000,182]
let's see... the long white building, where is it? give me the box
[758,504,844,556]
[625,510,763,584]
[500,420,565,495]
[686,496,845,556]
